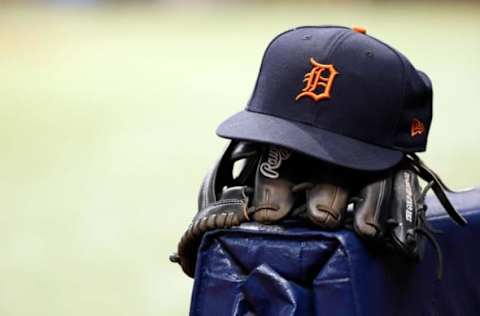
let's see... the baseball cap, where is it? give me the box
[216,26,433,171]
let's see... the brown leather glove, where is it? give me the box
[171,142,466,279]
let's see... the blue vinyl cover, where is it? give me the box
[189,188,480,316]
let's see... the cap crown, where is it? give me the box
[247,26,432,152]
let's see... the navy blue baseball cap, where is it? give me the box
[216,26,432,171]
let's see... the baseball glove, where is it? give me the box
[170,141,466,278]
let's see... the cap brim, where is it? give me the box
[216,110,404,171]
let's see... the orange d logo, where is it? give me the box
[295,58,339,102]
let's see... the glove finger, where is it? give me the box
[252,146,297,223]
[306,181,349,229]
[353,176,392,239]
[389,169,425,257]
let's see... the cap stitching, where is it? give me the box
[313,30,355,123]
[362,35,408,146]
[324,30,355,61]
[389,51,407,147]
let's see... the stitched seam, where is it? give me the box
[191,235,212,315]
[325,30,354,61]
[313,31,354,123]
[331,186,338,210]
[374,181,386,223]
[370,39,407,145]
[340,243,361,316]
[391,54,407,145]
[342,32,410,147]
[212,200,243,207]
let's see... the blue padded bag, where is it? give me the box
[190,188,480,316]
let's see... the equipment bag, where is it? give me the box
[189,188,480,316]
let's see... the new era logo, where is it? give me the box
[411,118,425,137]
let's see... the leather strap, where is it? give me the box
[406,154,467,226]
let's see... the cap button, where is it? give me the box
[352,26,367,34]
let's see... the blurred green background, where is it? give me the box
[0,1,479,315]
